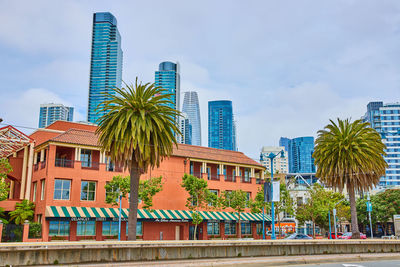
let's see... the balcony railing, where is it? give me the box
[40,161,46,169]
[241,176,251,183]
[191,172,202,178]
[106,163,123,172]
[81,161,99,170]
[208,174,220,181]
[55,159,74,168]
[225,175,236,182]
[34,163,39,171]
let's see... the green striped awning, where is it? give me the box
[45,206,271,222]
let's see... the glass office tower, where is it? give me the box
[87,12,123,124]
[182,91,201,146]
[39,103,74,128]
[363,101,400,187]
[280,136,315,173]
[155,61,180,112]
[208,100,235,151]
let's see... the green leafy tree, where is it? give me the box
[0,158,12,201]
[249,186,271,214]
[275,183,295,236]
[222,190,248,238]
[9,200,35,225]
[181,174,216,240]
[357,190,400,235]
[0,207,8,224]
[296,184,347,237]
[97,79,180,240]
[105,175,163,210]
[313,118,387,238]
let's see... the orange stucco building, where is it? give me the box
[1,121,279,241]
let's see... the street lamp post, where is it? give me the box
[260,150,284,240]
[118,192,122,241]
[333,199,344,239]
[367,193,373,239]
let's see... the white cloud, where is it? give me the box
[0,88,84,130]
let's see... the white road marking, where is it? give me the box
[342,264,365,267]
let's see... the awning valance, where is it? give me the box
[45,206,271,222]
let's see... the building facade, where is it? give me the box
[178,113,192,145]
[87,12,123,124]
[1,121,281,242]
[208,100,236,151]
[155,61,180,113]
[280,137,315,173]
[363,102,400,186]
[260,146,289,174]
[39,104,74,128]
[182,91,201,146]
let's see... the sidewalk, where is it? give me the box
[54,253,400,267]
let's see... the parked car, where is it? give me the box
[285,233,313,240]
[338,232,367,239]
[329,232,343,239]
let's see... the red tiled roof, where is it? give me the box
[50,129,99,146]
[173,144,263,167]
[44,129,263,168]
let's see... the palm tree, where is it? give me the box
[313,118,386,238]
[96,79,180,240]
[9,199,35,225]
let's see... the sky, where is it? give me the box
[1,0,400,160]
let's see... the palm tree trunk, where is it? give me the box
[128,159,141,240]
[348,185,360,239]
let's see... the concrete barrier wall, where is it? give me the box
[0,240,400,266]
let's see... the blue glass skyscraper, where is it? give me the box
[182,91,201,146]
[155,61,180,112]
[363,101,400,187]
[280,136,315,173]
[87,12,123,124]
[39,103,74,128]
[208,100,235,151]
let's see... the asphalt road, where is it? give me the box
[294,260,400,266]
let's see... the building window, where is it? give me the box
[225,222,236,235]
[40,180,45,200]
[37,214,42,224]
[208,190,218,206]
[245,192,251,207]
[102,221,119,236]
[54,179,71,200]
[77,221,96,236]
[207,167,211,180]
[207,222,220,235]
[241,222,252,235]
[32,182,37,202]
[244,168,250,182]
[256,223,263,235]
[49,221,70,236]
[81,181,96,201]
[126,221,143,236]
[80,149,92,167]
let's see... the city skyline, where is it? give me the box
[363,101,400,186]
[182,91,202,146]
[87,12,123,124]
[1,1,400,159]
[208,100,236,151]
[38,103,74,128]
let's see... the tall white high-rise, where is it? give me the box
[182,91,201,146]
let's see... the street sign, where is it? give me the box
[272,181,280,202]
[366,202,372,212]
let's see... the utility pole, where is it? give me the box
[367,193,373,238]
